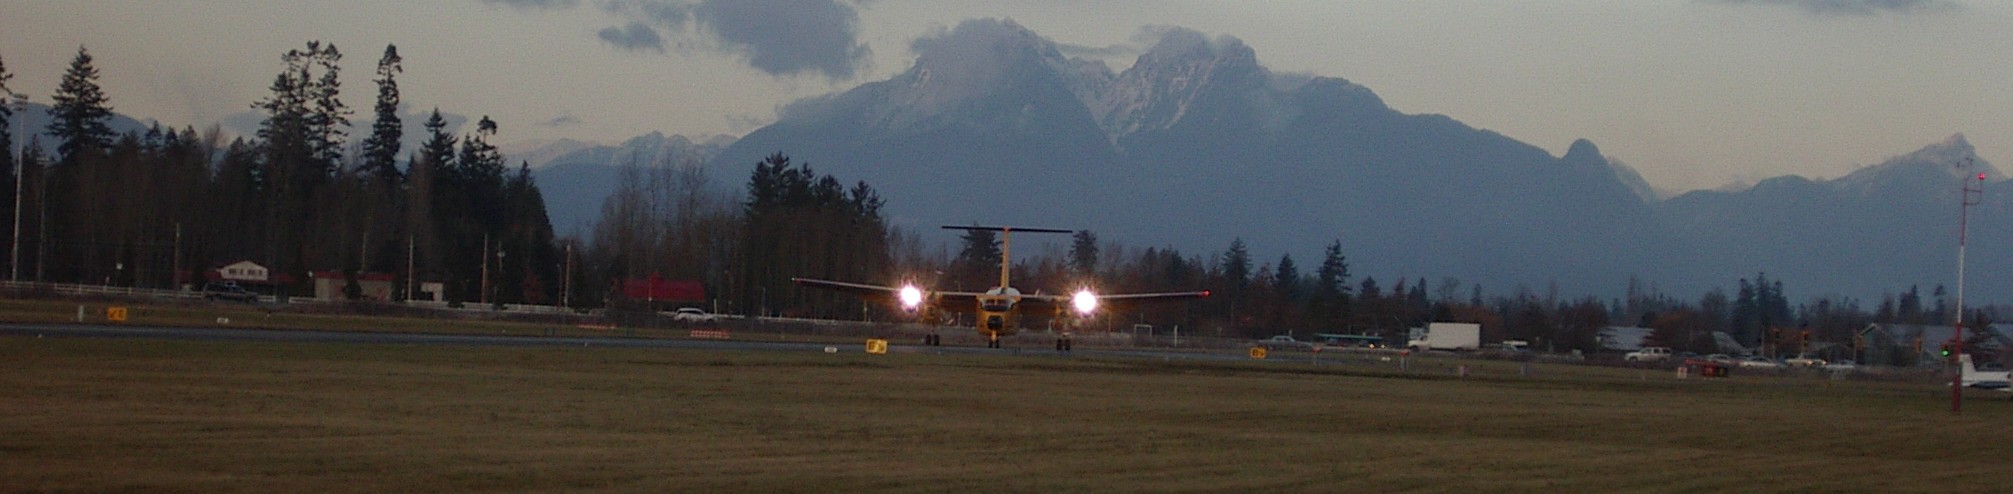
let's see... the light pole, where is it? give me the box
[9,92,25,283]
[493,247,506,307]
[1952,164,1984,414]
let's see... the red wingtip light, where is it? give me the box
[1981,172,1989,181]
[1201,290,1212,297]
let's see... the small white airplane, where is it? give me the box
[794,225,1209,350]
[1959,353,2010,391]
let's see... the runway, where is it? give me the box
[0,322,1262,362]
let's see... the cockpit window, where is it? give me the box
[981,298,1013,312]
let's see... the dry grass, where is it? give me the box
[1,335,2010,493]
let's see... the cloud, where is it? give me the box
[603,0,690,24]
[1704,0,1959,16]
[598,21,666,52]
[481,0,580,9]
[539,114,583,127]
[592,0,869,80]
[492,0,872,79]
[692,0,871,80]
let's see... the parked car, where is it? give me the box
[1704,354,1737,365]
[1738,356,1783,369]
[1823,360,1858,372]
[1783,355,1827,367]
[201,281,259,303]
[1259,335,1312,349]
[1625,346,1672,362]
[670,307,718,322]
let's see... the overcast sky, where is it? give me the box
[3,0,2010,193]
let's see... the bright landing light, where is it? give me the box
[899,285,925,310]
[1072,289,1099,315]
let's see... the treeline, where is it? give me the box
[1,44,555,304]
[0,45,1995,351]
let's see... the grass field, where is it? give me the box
[4,333,2012,493]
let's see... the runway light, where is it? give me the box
[899,284,924,310]
[1072,289,1098,315]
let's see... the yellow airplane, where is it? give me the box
[794,225,1209,350]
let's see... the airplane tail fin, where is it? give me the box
[1960,353,2012,390]
[943,225,1072,289]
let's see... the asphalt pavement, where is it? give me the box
[0,322,1263,362]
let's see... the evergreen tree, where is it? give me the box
[1069,230,1098,276]
[1898,284,1923,324]
[1308,240,1351,327]
[399,109,453,297]
[955,225,1001,286]
[251,41,350,288]
[305,43,348,168]
[1217,238,1252,329]
[1,51,14,172]
[502,162,557,304]
[415,110,456,177]
[256,41,347,181]
[360,44,403,189]
[1272,253,1300,302]
[1221,238,1250,295]
[736,153,890,317]
[1,51,14,256]
[457,116,504,195]
[47,46,115,165]
[1732,277,1757,341]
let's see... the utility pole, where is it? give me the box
[481,232,490,306]
[405,234,414,302]
[561,241,572,309]
[9,92,25,283]
[1952,160,1983,414]
[172,222,181,290]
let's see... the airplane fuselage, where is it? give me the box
[976,287,1023,337]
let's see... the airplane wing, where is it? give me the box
[790,278,900,299]
[1019,290,1211,315]
[791,278,985,312]
[794,277,1205,315]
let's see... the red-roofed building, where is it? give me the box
[621,274,705,307]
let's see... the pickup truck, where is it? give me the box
[1624,346,1672,362]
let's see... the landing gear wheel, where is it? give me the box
[1056,338,1073,352]
[987,333,1000,349]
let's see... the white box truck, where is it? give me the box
[1407,322,1481,351]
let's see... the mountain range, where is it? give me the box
[517,19,2010,304]
[12,17,1975,305]
[518,18,2008,305]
